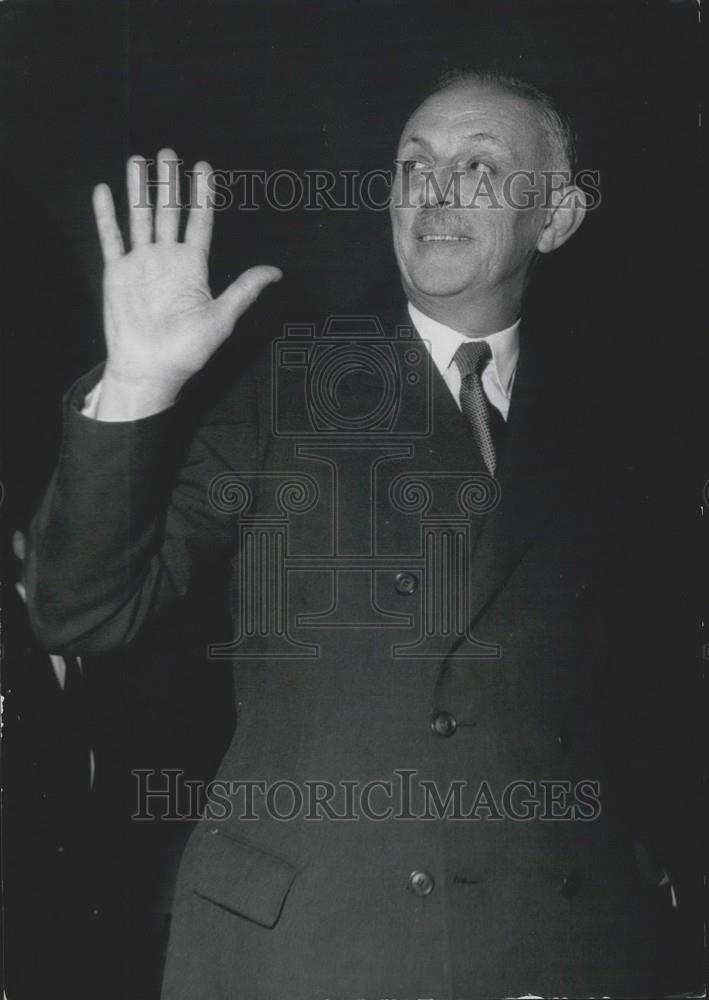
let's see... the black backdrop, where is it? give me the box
[0,0,701,521]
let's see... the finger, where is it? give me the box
[92,184,125,263]
[184,160,214,253]
[213,266,283,330]
[126,155,152,247]
[155,147,181,242]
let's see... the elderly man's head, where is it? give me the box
[389,71,586,332]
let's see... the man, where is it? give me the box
[26,71,700,997]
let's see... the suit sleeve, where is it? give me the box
[25,363,261,655]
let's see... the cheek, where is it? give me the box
[390,172,419,216]
[465,210,506,261]
[389,175,403,212]
[390,206,416,248]
[481,208,535,258]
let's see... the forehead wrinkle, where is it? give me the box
[459,131,511,151]
[400,89,550,165]
[402,123,523,156]
[399,125,516,159]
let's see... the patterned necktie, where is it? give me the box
[454,340,499,474]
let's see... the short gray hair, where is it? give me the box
[426,68,577,175]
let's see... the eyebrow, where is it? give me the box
[460,131,511,150]
[401,132,511,153]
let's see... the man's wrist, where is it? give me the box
[95,370,181,421]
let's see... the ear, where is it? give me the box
[536,185,587,254]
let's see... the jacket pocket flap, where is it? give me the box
[190,828,299,928]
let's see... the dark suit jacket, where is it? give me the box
[1,584,95,999]
[26,300,702,998]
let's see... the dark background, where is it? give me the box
[0,1,703,997]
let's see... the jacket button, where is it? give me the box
[394,571,418,595]
[430,711,457,738]
[408,870,435,896]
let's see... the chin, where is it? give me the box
[397,237,482,293]
[405,261,479,299]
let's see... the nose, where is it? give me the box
[421,165,458,208]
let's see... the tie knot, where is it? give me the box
[454,340,492,380]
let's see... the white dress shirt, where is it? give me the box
[81,381,103,418]
[407,303,520,421]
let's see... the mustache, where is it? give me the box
[412,211,472,238]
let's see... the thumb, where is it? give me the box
[213,265,283,329]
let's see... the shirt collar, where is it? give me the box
[407,302,520,396]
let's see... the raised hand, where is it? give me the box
[92,148,281,419]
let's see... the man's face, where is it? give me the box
[390,83,552,316]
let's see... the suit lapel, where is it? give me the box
[343,302,559,639]
[270,297,567,657]
[336,300,489,480]
[460,323,568,634]
[378,302,491,531]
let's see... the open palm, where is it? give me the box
[93,149,281,408]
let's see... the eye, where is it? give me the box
[469,160,494,175]
[398,158,428,174]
